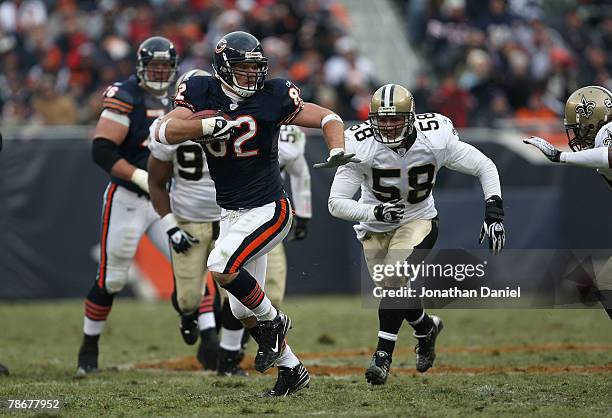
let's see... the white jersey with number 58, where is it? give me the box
[330,112,501,239]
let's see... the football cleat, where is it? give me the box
[197,328,220,370]
[179,313,199,346]
[264,363,310,397]
[414,315,443,373]
[217,348,247,377]
[76,338,99,377]
[365,351,392,385]
[254,310,291,373]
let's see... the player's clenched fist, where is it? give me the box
[373,199,405,223]
[198,116,240,143]
[161,213,199,254]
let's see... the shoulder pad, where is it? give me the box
[415,112,457,147]
[102,82,136,114]
[174,75,211,112]
[345,121,374,142]
[595,121,612,148]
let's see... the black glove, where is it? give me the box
[478,195,505,255]
[167,226,199,254]
[373,199,405,223]
[290,216,309,241]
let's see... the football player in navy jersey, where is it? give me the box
[75,36,178,377]
[153,31,358,396]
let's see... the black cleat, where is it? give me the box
[76,336,99,377]
[217,348,247,376]
[264,363,310,397]
[365,351,392,385]
[414,315,443,373]
[179,313,199,346]
[254,310,291,373]
[197,328,219,370]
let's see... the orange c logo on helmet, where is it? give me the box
[215,38,227,53]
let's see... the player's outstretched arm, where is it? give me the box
[91,112,149,193]
[292,103,361,168]
[154,107,239,145]
[523,136,612,169]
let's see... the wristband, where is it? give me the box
[321,113,342,128]
[160,213,179,233]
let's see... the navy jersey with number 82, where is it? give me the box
[175,76,304,210]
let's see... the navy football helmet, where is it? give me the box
[136,36,178,93]
[213,31,268,98]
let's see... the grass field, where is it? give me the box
[1,296,611,417]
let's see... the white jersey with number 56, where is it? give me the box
[329,112,501,239]
[148,118,221,222]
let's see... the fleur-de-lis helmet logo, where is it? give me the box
[575,95,595,118]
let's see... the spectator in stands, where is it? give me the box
[0,0,367,125]
[31,74,78,125]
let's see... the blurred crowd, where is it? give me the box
[404,0,612,127]
[3,0,610,129]
[0,0,376,126]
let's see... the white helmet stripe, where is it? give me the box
[382,84,392,107]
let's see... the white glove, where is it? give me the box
[313,147,361,169]
[130,168,149,193]
[199,116,240,143]
[160,213,199,254]
[373,198,405,223]
[523,136,561,162]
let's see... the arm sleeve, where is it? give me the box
[443,139,502,199]
[285,154,312,218]
[91,137,122,173]
[328,163,377,222]
[148,118,177,161]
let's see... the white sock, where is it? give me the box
[84,317,105,336]
[251,298,277,321]
[276,343,300,368]
[377,331,398,341]
[219,328,244,351]
[198,312,216,331]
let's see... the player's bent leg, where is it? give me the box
[265,243,287,307]
[171,220,213,314]
[208,198,293,372]
[77,186,149,377]
[361,232,397,385]
[390,218,443,373]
